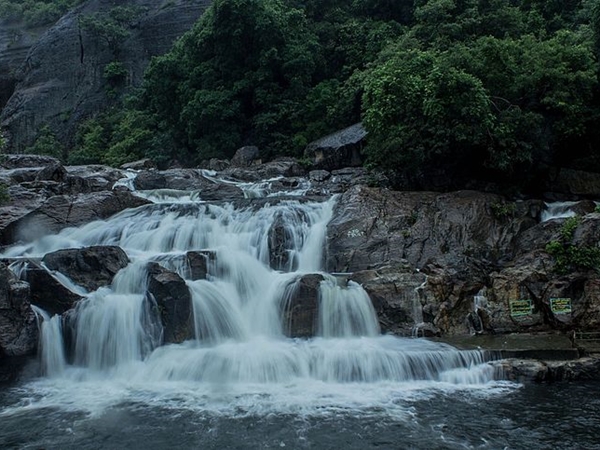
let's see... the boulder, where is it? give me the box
[0,263,37,357]
[281,273,324,338]
[24,260,84,316]
[1,154,60,169]
[146,262,194,344]
[120,158,156,171]
[42,246,129,292]
[66,165,127,191]
[186,251,215,280]
[230,146,260,168]
[351,264,429,335]
[304,123,367,171]
[0,190,150,246]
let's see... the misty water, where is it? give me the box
[1,173,597,449]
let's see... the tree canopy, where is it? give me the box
[64,0,600,190]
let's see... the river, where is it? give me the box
[0,173,597,449]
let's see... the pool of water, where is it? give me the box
[1,370,598,450]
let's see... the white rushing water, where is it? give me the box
[1,184,506,420]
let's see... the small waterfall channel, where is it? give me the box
[1,173,503,419]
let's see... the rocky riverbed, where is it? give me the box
[1,152,599,382]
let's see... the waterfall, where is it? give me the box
[31,306,66,377]
[2,183,500,399]
[541,201,577,222]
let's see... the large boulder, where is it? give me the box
[280,274,324,338]
[304,123,367,171]
[1,0,211,152]
[146,262,194,344]
[0,263,37,357]
[42,246,129,292]
[351,264,429,336]
[24,260,84,315]
[133,168,244,201]
[0,190,150,246]
[230,146,260,168]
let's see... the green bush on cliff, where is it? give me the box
[546,217,600,274]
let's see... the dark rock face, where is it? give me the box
[1,154,60,169]
[1,0,211,152]
[120,158,156,170]
[351,265,428,335]
[186,251,215,281]
[42,246,129,292]
[146,262,194,344]
[0,263,37,357]
[133,169,244,201]
[281,274,324,338]
[0,190,150,246]
[327,186,540,272]
[304,123,367,171]
[231,146,260,168]
[24,260,83,316]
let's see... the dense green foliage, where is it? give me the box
[0,0,82,27]
[545,216,600,274]
[68,0,600,185]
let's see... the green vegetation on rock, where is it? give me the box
[0,0,83,27]
[546,216,600,274]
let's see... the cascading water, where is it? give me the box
[0,178,511,446]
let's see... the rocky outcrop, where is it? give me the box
[1,0,211,152]
[0,190,149,246]
[24,260,84,315]
[500,357,600,383]
[42,246,129,292]
[304,123,367,171]
[230,146,260,168]
[133,168,244,201]
[327,186,541,272]
[0,263,37,357]
[281,274,324,338]
[146,262,194,344]
[0,20,53,110]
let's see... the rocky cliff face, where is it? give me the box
[0,0,211,152]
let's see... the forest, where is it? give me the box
[4,0,600,190]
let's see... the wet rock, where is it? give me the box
[35,162,68,183]
[0,263,37,357]
[134,171,167,190]
[309,170,330,182]
[351,265,428,335]
[500,357,600,383]
[66,165,127,191]
[24,260,84,316]
[231,146,260,168]
[42,246,129,292]
[0,190,150,246]
[186,251,216,281]
[120,159,156,171]
[146,263,194,344]
[1,154,60,169]
[281,274,324,338]
[204,158,230,171]
[304,123,367,171]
